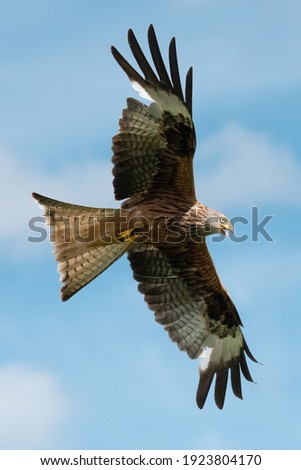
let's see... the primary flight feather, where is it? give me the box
[33,25,256,409]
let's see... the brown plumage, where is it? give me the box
[32,25,256,410]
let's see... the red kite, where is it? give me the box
[33,25,256,409]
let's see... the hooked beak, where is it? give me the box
[221,222,234,236]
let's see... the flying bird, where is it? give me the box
[32,25,256,409]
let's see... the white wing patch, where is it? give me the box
[198,329,244,373]
[198,346,213,372]
[131,81,154,102]
[130,80,192,123]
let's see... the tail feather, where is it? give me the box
[32,192,132,300]
[59,243,129,301]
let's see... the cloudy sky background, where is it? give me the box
[1,0,300,449]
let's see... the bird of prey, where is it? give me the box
[33,25,256,409]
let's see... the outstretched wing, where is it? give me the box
[111,25,196,204]
[128,241,256,409]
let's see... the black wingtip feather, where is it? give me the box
[185,67,193,115]
[214,368,229,409]
[196,369,215,409]
[231,363,243,399]
[196,343,256,409]
[147,25,173,88]
[128,29,159,84]
[240,352,254,383]
[112,25,193,117]
[169,37,184,102]
[244,338,258,363]
[111,45,145,86]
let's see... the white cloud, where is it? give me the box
[0,364,71,449]
[196,123,301,209]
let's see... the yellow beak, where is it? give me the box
[221,222,234,235]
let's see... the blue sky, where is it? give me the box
[1,0,301,450]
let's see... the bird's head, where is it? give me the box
[203,208,234,237]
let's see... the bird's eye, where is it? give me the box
[220,217,227,224]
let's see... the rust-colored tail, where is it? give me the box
[32,192,132,300]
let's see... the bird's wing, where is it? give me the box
[111,25,196,204]
[127,241,256,409]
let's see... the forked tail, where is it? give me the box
[32,192,133,300]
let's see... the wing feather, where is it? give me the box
[148,24,173,88]
[128,242,255,409]
[231,363,243,399]
[169,37,184,102]
[240,350,254,382]
[111,46,146,93]
[185,67,193,116]
[215,368,229,410]
[111,25,196,204]
[196,369,215,409]
[128,28,159,84]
